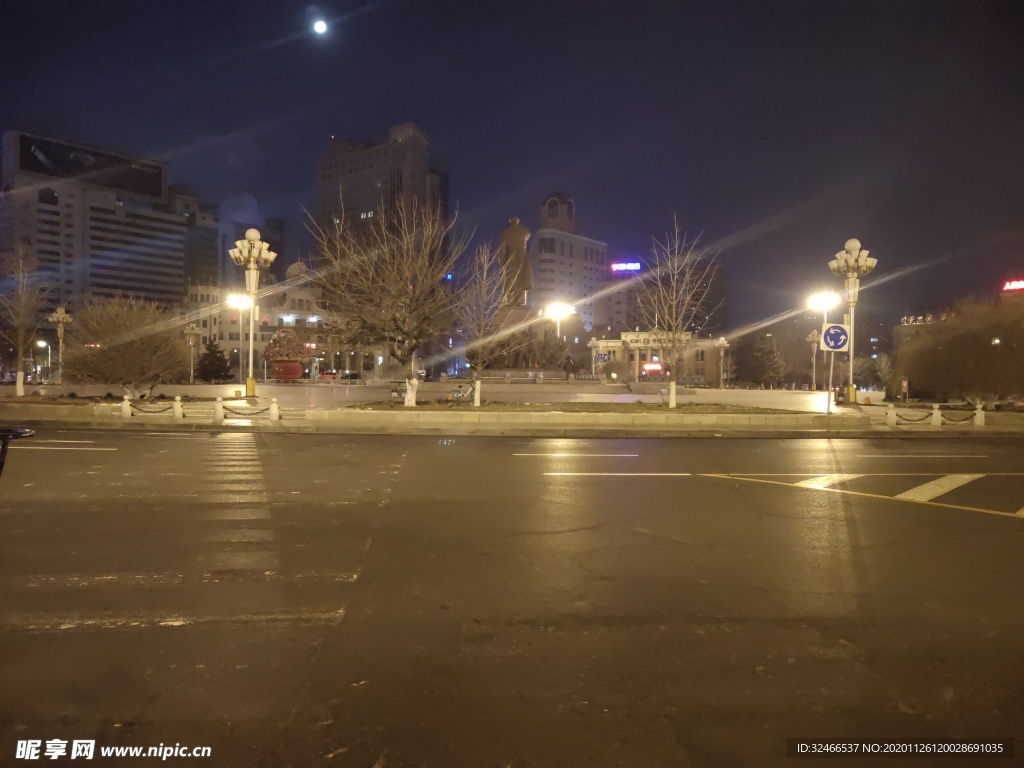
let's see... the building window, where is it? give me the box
[547,199,559,218]
[567,200,574,220]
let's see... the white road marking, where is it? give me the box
[2,608,346,632]
[206,529,275,543]
[10,446,118,451]
[514,453,639,457]
[896,474,984,501]
[31,440,95,444]
[795,474,864,489]
[6,571,359,588]
[544,472,691,477]
[855,454,988,458]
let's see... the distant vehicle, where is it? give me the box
[318,371,338,380]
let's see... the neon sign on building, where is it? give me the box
[1003,279,1024,292]
[611,262,642,272]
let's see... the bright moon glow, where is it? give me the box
[313,20,328,34]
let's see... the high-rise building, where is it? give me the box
[527,194,609,330]
[314,123,448,235]
[0,131,213,309]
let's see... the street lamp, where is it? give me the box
[806,330,820,390]
[36,340,50,382]
[227,293,253,385]
[829,239,876,403]
[47,307,72,385]
[714,336,729,389]
[185,323,201,384]
[545,302,574,339]
[229,229,277,397]
[807,292,839,392]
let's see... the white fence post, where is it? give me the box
[214,397,224,421]
[974,405,985,427]
[886,403,897,426]
[269,398,280,420]
[931,403,942,427]
[121,395,132,418]
[173,396,184,419]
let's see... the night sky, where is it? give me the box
[3,0,1022,331]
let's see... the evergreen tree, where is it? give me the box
[197,339,231,381]
[752,334,787,388]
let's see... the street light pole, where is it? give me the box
[185,323,201,384]
[806,330,819,390]
[36,340,50,381]
[714,336,729,389]
[47,307,72,386]
[829,239,877,404]
[228,229,277,398]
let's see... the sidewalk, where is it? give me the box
[2,384,1023,438]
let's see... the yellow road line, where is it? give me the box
[698,474,1022,520]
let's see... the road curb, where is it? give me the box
[6,418,1024,439]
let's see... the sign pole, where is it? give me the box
[827,350,834,415]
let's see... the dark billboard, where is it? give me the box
[18,134,164,197]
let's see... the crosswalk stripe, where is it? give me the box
[795,474,864,489]
[895,474,984,501]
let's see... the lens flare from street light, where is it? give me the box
[313,19,328,34]
[545,302,574,322]
[807,292,840,312]
[227,293,254,309]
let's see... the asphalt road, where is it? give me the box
[2,430,1023,767]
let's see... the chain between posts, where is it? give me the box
[223,405,271,417]
[894,411,933,423]
[129,403,175,414]
[942,412,975,423]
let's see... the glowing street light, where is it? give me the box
[807,291,840,394]
[545,302,574,339]
[228,229,277,397]
[807,291,840,322]
[36,340,50,381]
[829,239,877,403]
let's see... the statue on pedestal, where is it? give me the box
[498,216,533,306]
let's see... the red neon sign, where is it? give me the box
[1003,279,1024,292]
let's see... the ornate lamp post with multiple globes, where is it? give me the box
[228,229,277,397]
[828,239,877,404]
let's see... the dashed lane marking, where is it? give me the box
[514,453,639,457]
[855,454,988,458]
[544,472,691,477]
[795,474,864,488]
[1,608,346,633]
[10,446,118,451]
[895,474,985,501]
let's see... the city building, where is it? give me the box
[587,331,727,385]
[527,194,609,330]
[0,131,219,310]
[314,123,448,235]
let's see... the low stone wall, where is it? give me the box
[306,409,870,430]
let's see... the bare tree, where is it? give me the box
[635,219,719,407]
[64,296,189,399]
[0,242,52,396]
[313,200,469,406]
[455,243,530,406]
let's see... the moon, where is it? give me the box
[313,19,328,34]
